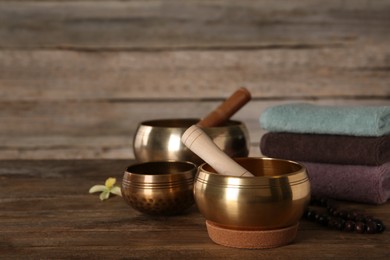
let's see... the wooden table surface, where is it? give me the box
[1,160,389,259]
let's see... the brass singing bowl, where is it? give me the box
[194,157,311,230]
[133,118,249,165]
[122,161,197,215]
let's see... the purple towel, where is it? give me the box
[260,132,390,166]
[301,161,390,204]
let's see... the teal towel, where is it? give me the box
[259,103,390,136]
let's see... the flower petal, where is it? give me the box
[110,186,122,197]
[89,185,106,194]
[105,177,116,189]
[99,190,110,201]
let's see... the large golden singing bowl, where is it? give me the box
[122,161,196,216]
[133,118,249,165]
[194,157,311,230]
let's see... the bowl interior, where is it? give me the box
[201,157,303,178]
[126,161,196,176]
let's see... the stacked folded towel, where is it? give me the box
[259,103,390,204]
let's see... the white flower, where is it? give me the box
[89,177,122,201]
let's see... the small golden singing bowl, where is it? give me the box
[122,161,197,216]
[133,118,249,165]
[194,157,311,230]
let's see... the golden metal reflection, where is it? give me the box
[225,178,240,201]
[133,119,249,164]
[167,134,181,152]
[194,157,311,230]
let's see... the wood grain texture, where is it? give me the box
[1,0,389,49]
[1,47,389,101]
[0,0,389,159]
[0,160,389,258]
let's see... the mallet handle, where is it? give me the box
[197,87,251,127]
[182,125,254,177]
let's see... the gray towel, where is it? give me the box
[260,103,390,136]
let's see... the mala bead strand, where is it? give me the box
[304,197,386,234]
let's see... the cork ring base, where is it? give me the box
[205,221,299,249]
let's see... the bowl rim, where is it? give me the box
[138,118,244,128]
[124,160,197,177]
[197,157,308,183]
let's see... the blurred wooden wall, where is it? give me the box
[0,0,389,159]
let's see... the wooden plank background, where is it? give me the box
[0,0,389,159]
